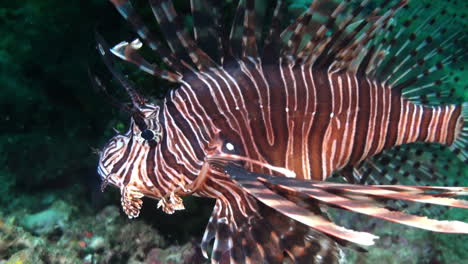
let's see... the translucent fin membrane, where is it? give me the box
[451,102,468,162]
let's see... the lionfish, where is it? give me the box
[95,0,468,262]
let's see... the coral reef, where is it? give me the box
[0,203,206,264]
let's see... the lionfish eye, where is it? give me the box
[141,129,154,141]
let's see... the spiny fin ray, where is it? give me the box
[108,0,182,71]
[225,164,379,246]
[149,0,217,71]
[260,177,468,234]
[110,39,181,82]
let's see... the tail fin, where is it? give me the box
[450,102,468,163]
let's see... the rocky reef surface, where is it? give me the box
[0,198,207,264]
[0,186,467,264]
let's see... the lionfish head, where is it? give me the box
[97,103,163,199]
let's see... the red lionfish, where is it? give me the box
[95,0,468,263]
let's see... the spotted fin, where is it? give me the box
[342,140,467,217]
[351,143,466,185]
[372,1,467,93]
[452,103,468,163]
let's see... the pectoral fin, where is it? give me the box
[224,163,468,244]
[225,164,379,246]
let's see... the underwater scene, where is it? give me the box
[1,0,467,263]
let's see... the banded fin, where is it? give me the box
[108,0,183,71]
[260,177,468,233]
[228,0,264,60]
[201,176,342,264]
[149,0,217,71]
[190,0,224,64]
[313,0,407,71]
[240,0,258,59]
[280,0,319,61]
[261,0,284,64]
[224,163,468,246]
[95,32,146,109]
[287,180,468,209]
[228,0,246,60]
[87,68,134,114]
[279,0,410,71]
[110,39,181,82]
[226,0,271,61]
[121,185,144,219]
[226,164,379,246]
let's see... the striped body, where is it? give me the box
[160,62,462,186]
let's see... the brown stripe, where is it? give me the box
[417,106,433,141]
[111,136,134,175]
[383,89,401,149]
[309,71,332,179]
[145,142,160,188]
[348,77,371,164]
[432,107,443,143]
[368,81,384,157]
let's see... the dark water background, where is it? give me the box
[0,0,466,263]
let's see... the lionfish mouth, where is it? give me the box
[97,165,120,192]
[97,165,108,180]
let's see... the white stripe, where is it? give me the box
[304,64,318,179]
[426,106,441,142]
[253,62,275,146]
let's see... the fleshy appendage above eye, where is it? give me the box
[133,104,163,143]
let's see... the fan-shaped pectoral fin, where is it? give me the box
[224,163,468,236]
[120,184,144,219]
[201,164,346,263]
[157,191,185,214]
[224,164,379,246]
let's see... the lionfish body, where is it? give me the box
[96,0,468,263]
